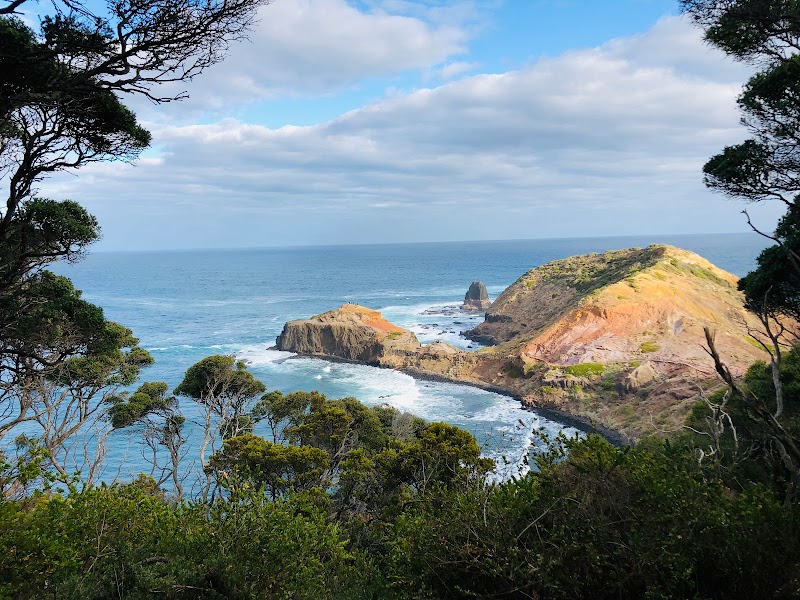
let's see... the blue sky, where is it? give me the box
[236,0,683,128]
[31,0,784,250]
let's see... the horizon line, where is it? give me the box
[85,231,765,255]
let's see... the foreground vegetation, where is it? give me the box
[2,355,800,599]
[2,403,799,599]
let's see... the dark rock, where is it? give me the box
[461,281,490,312]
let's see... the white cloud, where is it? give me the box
[42,16,782,250]
[134,0,470,117]
[437,60,480,79]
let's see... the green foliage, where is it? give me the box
[251,390,323,431]
[208,433,329,499]
[0,483,373,599]
[174,355,265,401]
[739,205,800,319]
[661,257,732,287]
[538,385,560,395]
[380,421,494,492]
[640,341,660,353]
[4,395,800,598]
[0,440,57,499]
[0,198,99,284]
[681,1,800,318]
[52,322,154,387]
[501,361,525,378]
[175,355,265,442]
[527,246,665,294]
[108,381,174,429]
[386,435,800,599]
[0,271,106,366]
[678,345,800,496]
[563,362,605,378]
[0,16,151,158]
[746,351,800,409]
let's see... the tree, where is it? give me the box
[207,433,329,500]
[108,381,188,499]
[0,0,272,355]
[1,321,153,493]
[251,390,327,444]
[0,0,272,492]
[174,355,265,499]
[1,0,271,233]
[682,0,800,494]
[375,421,494,496]
[681,1,800,317]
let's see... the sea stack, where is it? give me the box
[462,281,490,312]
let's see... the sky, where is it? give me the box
[27,0,787,251]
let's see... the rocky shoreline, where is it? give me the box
[382,365,629,445]
[275,245,777,441]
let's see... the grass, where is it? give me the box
[523,362,546,377]
[538,386,561,396]
[640,341,660,354]
[502,363,525,379]
[563,363,605,378]
[661,257,733,289]
[745,335,768,351]
[528,246,666,295]
[614,405,635,418]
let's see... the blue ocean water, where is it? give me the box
[52,233,769,481]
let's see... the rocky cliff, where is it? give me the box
[462,281,491,311]
[275,246,785,441]
[275,304,420,365]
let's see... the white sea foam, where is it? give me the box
[235,345,296,366]
[326,362,428,414]
[409,325,480,350]
[227,298,576,480]
[380,301,451,319]
[146,343,206,351]
[381,300,484,350]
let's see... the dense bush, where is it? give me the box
[0,479,377,599]
[2,429,800,599]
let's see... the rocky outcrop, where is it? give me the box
[275,304,420,365]
[465,245,768,373]
[462,281,490,312]
[276,305,502,389]
[624,362,657,391]
[276,246,790,441]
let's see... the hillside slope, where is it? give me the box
[468,245,765,372]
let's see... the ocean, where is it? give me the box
[52,233,769,482]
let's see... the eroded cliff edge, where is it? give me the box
[275,304,421,365]
[275,245,776,441]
